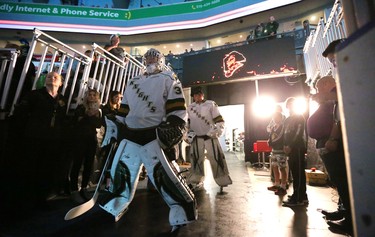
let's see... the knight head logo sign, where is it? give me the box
[223,51,246,78]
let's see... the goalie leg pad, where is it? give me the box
[142,140,198,225]
[100,140,143,221]
[99,196,130,222]
[169,200,198,226]
[101,117,118,148]
[187,137,206,184]
[204,138,232,187]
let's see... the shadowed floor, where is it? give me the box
[0,152,347,237]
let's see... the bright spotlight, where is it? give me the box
[309,100,319,115]
[252,96,276,118]
[293,97,308,114]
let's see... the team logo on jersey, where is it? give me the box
[129,80,156,113]
[190,107,210,126]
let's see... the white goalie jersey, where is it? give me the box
[187,100,225,137]
[117,71,187,129]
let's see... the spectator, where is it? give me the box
[104,34,126,62]
[267,111,288,196]
[303,19,311,38]
[84,50,98,78]
[69,89,102,201]
[307,76,336,149]
[246,30,255,43]
[6,72,68,211]
[282,97,308,207]
[101,90,122,117]
[83,49,104,92]
[267,104,285,133]
[307,75,336,173]
[320,39,353,235]
[265,16,279,39]
[186,86,232,193]
[254,23,266,40]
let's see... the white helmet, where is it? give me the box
[142,48,165,74]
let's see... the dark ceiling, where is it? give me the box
[1,0,333,47]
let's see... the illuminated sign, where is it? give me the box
[0,0,301,34]
[223,51,246,78]
[0,0,236,20]
[182,37,297,86]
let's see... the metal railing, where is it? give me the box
[0,28,145,117]
[303,0,347,86]
[0,48,18,117]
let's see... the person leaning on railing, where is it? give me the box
[264,16,279,39]
[104,34,126,62]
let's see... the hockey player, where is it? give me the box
[99,48,197,231]
[186,87,232,192]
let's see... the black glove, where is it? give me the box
[157,115,186,149]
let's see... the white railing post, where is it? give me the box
[303,0,347,87]
[0,49,18,111]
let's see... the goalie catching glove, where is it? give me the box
[157,115,186,149]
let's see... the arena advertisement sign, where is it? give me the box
[0,0,301,34]
[0,0,236,21]
[181,37,298,87]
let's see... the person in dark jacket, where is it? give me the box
[265,16,279,39]
[6,72,68,210]
[282,97,308,206]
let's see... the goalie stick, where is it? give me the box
[64,141,117,220]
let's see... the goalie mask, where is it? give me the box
[143,48,165,74]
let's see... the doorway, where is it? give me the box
[218,104,245,153]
